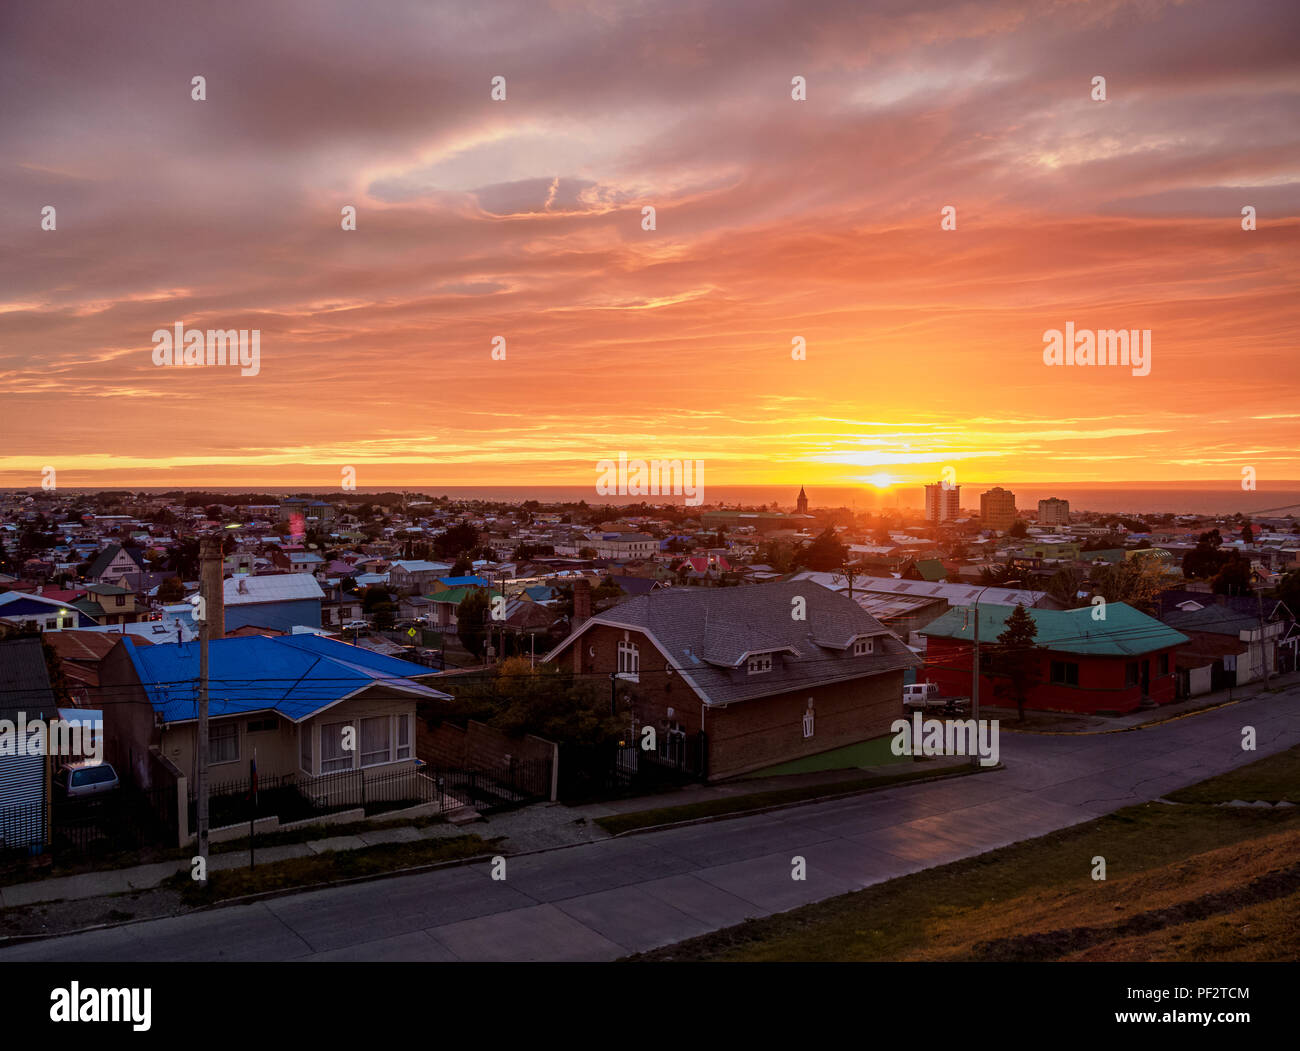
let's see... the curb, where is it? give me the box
[605,762,996,839]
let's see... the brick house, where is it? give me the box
[921,602,1189,715]
[543,581,921,781]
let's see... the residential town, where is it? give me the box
[1,483,1297,881]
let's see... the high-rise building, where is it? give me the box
[980,487,1017,531]
[1038,497,1071,526]
[924,482,961,522]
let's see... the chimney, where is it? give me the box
[573,577,592,628]
[200,536,225,639]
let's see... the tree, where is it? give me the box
[1182,531,1229,580]
[157,576,186,603]
[578,547,597,559]
[1212,552,1253,596]
[1241,522,1254,544]
[1008,520,1029,538]
[1090,558,1165,615]
[457,589,490,660]
[167,537,201,579]
[1273,569,1300,614]
[1045,565,1086,608]
[978,564,1020,586]
[451,554,473,576]
[793,527,848,572]
[433,522,479,560]
[480,660,623,749]
[985,603,1042,722]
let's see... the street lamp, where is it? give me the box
[968,578,1021,766]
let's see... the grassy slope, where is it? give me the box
[629,745,1300,962]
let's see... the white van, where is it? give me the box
[903,682,942,710]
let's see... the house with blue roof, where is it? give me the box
[433,575,489,591]
[118,633,452,789]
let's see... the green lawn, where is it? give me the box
[742,734,909,778]
[1164,744,1300,804]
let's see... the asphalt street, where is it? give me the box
[2,686,1295,961]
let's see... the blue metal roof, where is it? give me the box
[125,633,449,725]
[437,575,488,587]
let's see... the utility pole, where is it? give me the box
[970,579,1020,768]
[196,535,223,886]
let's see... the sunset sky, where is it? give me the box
[1,0,1297,492]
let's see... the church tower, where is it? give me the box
[796,486,808,514]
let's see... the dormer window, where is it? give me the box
[747,653,773,675]
[853,637,874,656]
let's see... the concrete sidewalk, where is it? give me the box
[0,758,969,911]
[0,821,471,910]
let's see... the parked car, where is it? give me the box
[55,761,120,800]
[342,620,368,631]
[903,683,968,712]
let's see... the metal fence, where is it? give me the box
[188,759,549,828]
[558,732,706,801]
[1,784,178,870]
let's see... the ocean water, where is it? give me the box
[19,483,1300,517]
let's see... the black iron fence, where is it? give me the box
[422,756,551,813]
[558,732,706,801]
[2,784,178,873]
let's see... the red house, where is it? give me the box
[920,602,1188,715]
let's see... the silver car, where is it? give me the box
[56,762,120,799]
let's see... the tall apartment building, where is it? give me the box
[979,487,1018,531]
[1038,497,1071,526]
[924,482,961,523]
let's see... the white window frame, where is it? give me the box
[396,714,412,760]
[802,701,815,739]
[320,721,353,773]
[853,637,874,656]
[617,640,640,682]
[209,720,240,766]
[747,653,772,675]
[359,715,393,768]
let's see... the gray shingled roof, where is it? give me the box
[0,636,57,720]
[553,580,920,705]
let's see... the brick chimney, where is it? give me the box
[573,577,592,629]
[200,536,225,639]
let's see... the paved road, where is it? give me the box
[3,687,1296,961]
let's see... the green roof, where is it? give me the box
[921,602,1188,656]
[912,559,947,581]
[424,587,502,606]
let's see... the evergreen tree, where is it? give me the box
[986,603,1042,723]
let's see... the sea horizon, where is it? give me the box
[8,482,1299,518]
